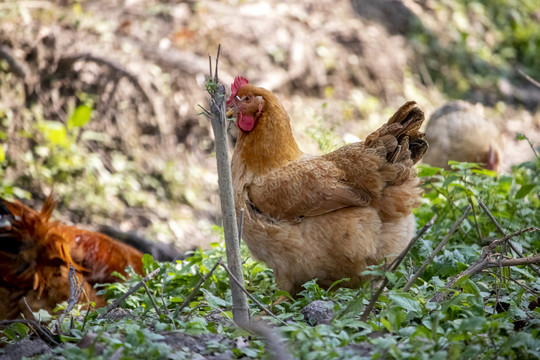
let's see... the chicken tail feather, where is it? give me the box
[365,101,428,165]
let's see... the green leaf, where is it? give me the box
[142,253,154,269]
[442,175,460,188]
[515,184,536,199]
[68,104,92,129]
[418,165,442,177]
[4,323,30,340]
[471,168,498,177]
[328,278,350,291]
[273,290,294,302]
[389,291,423,314]
[459,316,486,332]
[448,161,482,170]
[202,289,228,308]
[38,121,68,147]
[33,309,52,322]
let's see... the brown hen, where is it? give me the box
[0,194,143,320]
[423,101,503,171]
[227,76,428,295]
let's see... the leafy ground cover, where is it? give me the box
[1,141,538,359]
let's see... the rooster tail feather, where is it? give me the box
[40,193,57,222]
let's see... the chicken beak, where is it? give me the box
[226,108,234,118]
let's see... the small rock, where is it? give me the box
[100,307,131,321]
[301,300,334,325]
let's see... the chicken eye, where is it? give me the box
[244,96,250,101]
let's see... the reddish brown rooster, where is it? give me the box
[227,76,428,295]
[0,194,143,320]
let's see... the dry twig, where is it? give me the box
[56,53,155,115]
[101,267,161,316]
[142,282,162,317]
[0,45,28,79]
[360,215,436,322]
[403,206,471,292]
[54,264,85,334]
[218,259,287,326]
[431,226,538,303]
[517,68,540,89]
[177,259,221,314]
[0,319,59,346]
[477,198,540,277]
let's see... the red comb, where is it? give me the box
[226,76,249,107]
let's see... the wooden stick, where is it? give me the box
[403,206,471,291]
[142,282,162,316]
[218,259,286,326]
[431,226,538,303]
[0,319,59,346]
[101,267,161,316]
[177,259,220,314]
[477,198,540,277]
[55,264,85,334]
[360,216,436,322]
[205,46,250,324]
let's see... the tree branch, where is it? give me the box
[177,259,221,314]
[218,259,286,326]
[56,53,155,116]
[100,267,161,316]
[360,215,436,322]
[431,226,538,303]
[204,45,250,324]
[477,198,540,277]
[403,206,470,291]
[54,264,85,334]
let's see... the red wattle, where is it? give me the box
[237,113,255,133]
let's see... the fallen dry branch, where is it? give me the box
[517,68,540,89]
[0,319,59,347]
[100,267,161,317]
[360,215,436,322]
[477,198,540,277]
[0,44,28,79]
[54,264,85,334]
[403,206,471,292]
[142,282,162,317]
[56,53,155,115]
[431,226,538,303]
[390,215,437,272]
[218,259,287,326]
[177,259,221,314]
